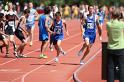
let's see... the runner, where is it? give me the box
[27,2,39,46]
[77,5,102,65]
[0,10,9,56]
[38,6,54,59]
[97,6,105,40]
[0,4,5,34]
[14,9,30,58]
[4,2,19,57]
[0,31,9,57]
[52,12,69,62]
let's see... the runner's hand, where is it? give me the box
[52,32,56,35]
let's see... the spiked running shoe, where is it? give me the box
[39,54,47,59]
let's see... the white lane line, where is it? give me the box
[0,69,21,72]
[67,48,102,82]
[21,42,83,82]
[0,33,80,66]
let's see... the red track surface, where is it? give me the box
[0,19,108,82]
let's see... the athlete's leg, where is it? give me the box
[16,39,27,55]
[49,34,54,51]
[41,40,49,54]
[1,38,9,55]
[54,40,62,57]
[80,37,92,63]
[77,43,87,56]
[9,35,16,53]
[30,25,35,46]
[26,28,31,45]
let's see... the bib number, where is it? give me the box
[87,23,94,29]
[8,21,14,26]
[54,28,61,34]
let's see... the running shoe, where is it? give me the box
[77,50,83,56]
[54,57,59,62]
[14,52,19,58]
[29,42,33,46]
[80,60,85,65]
[61,51,66,56]
[39,54,47,59]
[5,53,9,58]
[50,46,53,51]
[18,54,27,58]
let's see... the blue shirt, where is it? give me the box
[26,14,35,27]
[84,14,96,34]
[38,15,48,40]
[30,8,36,15]
[97,11,105,23]
[53,19,64,40]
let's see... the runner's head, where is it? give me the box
[88,5,94,14]
[44,6,51,14]
[8,2,13,10]
[29,2,33,9]
[55,12,61,21]
[24,9,30,17]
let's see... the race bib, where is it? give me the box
[8,21,14,26]
[87,23,94,29]
[54,28,61,34]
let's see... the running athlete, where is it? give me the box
[4,2,19,57]
[49,10,54,52]
[0,9,5,53]
[0,31,9,57]
[52,12,69,62]
[27,2,39,46]
[38,6,54,59]
[97,6,105,40]
[98,6,105,26]
[0,11,9,56]
[77,5,102,65]
[14,9,30,58]
[0,6,5,35]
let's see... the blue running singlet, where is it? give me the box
[97,11,105,24]
[26,14,35,28]
[38,15,49,41]
[53,19,64,41]
[83,14,96,44]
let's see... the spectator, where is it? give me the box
[106,7,124,82]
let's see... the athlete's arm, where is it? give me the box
[80,15,85,36]
[45,17,55,34]
[34,10,39,20]
[0,31,9,37]
[96,16,102,40]
[62,19,69,36]
[20,17,28,36]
